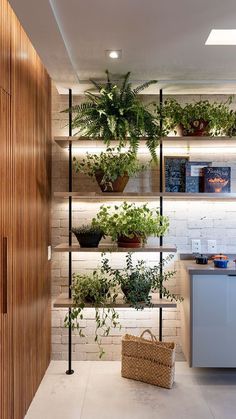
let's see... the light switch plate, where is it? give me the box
[48,245,52,261]
[192,239,201,253]
[207,240,217,253]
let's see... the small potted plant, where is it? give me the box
[71,224,104,247]
[226,110,236,136]
[156,97,235,136]
[64,70,161,160]
[64,270,120,358]
[101,253,183,309]
[73,147,147,192]
[92,202,169,248]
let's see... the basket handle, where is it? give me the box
[140,329,158,342]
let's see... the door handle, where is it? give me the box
[2,237,8,314]
[227,274,236,277]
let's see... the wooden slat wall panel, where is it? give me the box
[10,10,51,419]
[0,1,51,418]
[0,0,11,93]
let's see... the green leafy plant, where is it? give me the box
[101,253,183,310]
[156,97,235,136]
[64,70,161,159]
[227,110,236,136]
[64,270,120,358]
[73,147,147,190]
[92,202,169,243]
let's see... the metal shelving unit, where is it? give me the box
[54,88,236,374]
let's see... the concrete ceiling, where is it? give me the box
[9,0,236,94]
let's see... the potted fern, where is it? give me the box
[73,147,147,192]
[92,202,169,248]
[65,70,160,160]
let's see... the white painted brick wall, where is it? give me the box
[51,84,236,361]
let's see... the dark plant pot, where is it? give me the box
[73,232,103,248]
[117,234,142,248]
[95,171,129,192]
[121,282,151,303]
[179,120,210,136]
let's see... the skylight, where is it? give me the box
[205,29,236,45]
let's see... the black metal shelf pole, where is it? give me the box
[66,88,74,375]
[159,88,163,341]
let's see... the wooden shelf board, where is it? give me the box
[54,136,236,149]
[54,243,177,253]
[53,294,177,308]
[54,191,236,201]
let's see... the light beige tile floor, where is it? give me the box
[25,361,236,419]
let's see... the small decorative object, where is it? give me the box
[213,259,229,268]
[165,157,189,192]
[73,147,147,192]
[64,270,120,358]
[195,254,208,265]
[156,97,235,137]
[63,70,161,160]
[92,202,169,248]
[121,329,176,389]
[212,254,229,268]
[71,225,104,247]
[204,167,231,193]
[101,253,181,309]
[185,161,211,193]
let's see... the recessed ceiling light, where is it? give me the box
[105,50,122,59]
[205,29,236,45]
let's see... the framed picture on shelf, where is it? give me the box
[164,156,189,192]
[203,167,231,193]
[185,161,212,193]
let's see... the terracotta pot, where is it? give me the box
[179,120,210,136]
[95,171,129,192]
[117,234,142,248]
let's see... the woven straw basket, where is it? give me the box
[121,329,176,389]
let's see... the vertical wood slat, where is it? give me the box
[0,87,13,419]
[0,0,11,93]
[0,1,52,418]
[2,237,8,314]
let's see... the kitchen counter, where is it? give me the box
[182,260,236,275]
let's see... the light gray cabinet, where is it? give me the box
[181,269,236,367]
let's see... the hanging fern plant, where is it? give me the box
[64,70,160,160]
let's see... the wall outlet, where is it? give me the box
[207,240,217,253]
[192,239,201,254]
[48,245,52,261]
